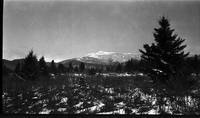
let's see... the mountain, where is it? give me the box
[2,58,24,70]
[59,51,140,66]
[3,51,141,70]
[77,51,140,63]
[59,57,108,70]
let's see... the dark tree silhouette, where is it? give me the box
[74,66,79,73]
[79,62,85,72]
[15,62,21,74]
[68,62,73,73]
[139,16,189,86]
[187,55,200,76]
[124,59,140,73]
[3,64,12,76]
[88,68,96,75]
[125,60,132,72]
[50,60,57,74]
[39,56,48,76]
[58,63,66,74]
[106,66,112,72]
[193,55,200,75]
[115,63,122,72]
[21,50,39,80]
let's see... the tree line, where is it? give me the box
[9,50,88,80]
[3,50,199,82]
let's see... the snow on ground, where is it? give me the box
[100,73,145,77]
[131,108,140,114]
[151,98,157,105]
[56,97,68,106]
[57,108,67,112]
[184,96,198,107]
[34,91,42,98]
[43,103,47,107]
[115,109,125,114]
[114,102,126,108]
[67,72,145,77]
[163,106,173,114]
[2,92,8,99]
[28,105,34,109]
[89,102,105,112]
[98,109,125,114]
[39,108,51,114]
[17,93,23,100]
[73,73,87,77]
[105,88,114,94]
[137,73,144,76]
[76,101,105,113]
[49,73,56,79]
[32,96,38,99]
[60,97,68,104]
[74,102,84,108]
[74,73,82,77]
[145,109,159,115]
[101,73,110,77]
[75,108,86,113]
[33,100,43,106]
[116,73,134,77]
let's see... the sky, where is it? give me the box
[3,0,200,62]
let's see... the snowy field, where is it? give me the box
[2,73,200,114]
[71,72,146,77]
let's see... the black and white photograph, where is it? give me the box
[2,0,200,115]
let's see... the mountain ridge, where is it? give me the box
[60,51,140,65]
[3,51,141,70]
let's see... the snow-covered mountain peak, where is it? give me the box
[86,51,115,58]
[76,51,141,64]
[61,51,141,65]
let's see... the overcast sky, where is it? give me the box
[3,0,200,62]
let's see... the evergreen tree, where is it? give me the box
[15,62,21,74]
[58,63,66,73]
[3,64,12,76]
[21,50,39,80]
[193,55,200,75]
[190,55,200,75]
[74,66,79,73]
[68,62,73,73]
[139,16,189,85]
[79,62,85,72]
[88,68,96,75]
[125,59,134,73]
[106,66,111,72]
[39,56,48,76]
[116,63,122,72]
[50,60,57,74]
